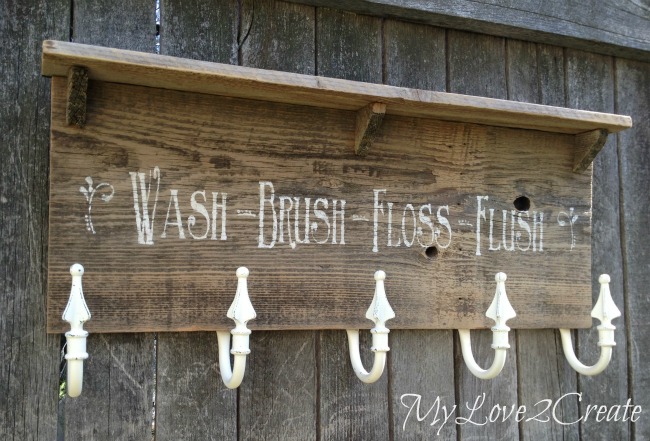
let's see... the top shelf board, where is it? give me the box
[42,40,631,137]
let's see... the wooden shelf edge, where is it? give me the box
[42,40,632,137]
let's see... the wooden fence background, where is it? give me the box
[1,1,648,440]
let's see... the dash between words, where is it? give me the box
[121,168,566,253]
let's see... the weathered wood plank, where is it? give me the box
[155,333,236,440]
[383,19,457,440]
[316,8,389,441]
[62,2,155,440]
[159,0,238,64]
[282,0,650,62]
[448,30,519,441]
[506,40,579,441]
[0,1,68,439]
[45,75,599,333]
[615,58,650,441]
[566,49,629,440]
[41,41,633,136]
[237,2,317,440]
[155,2,238,440]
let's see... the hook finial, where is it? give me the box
[346,270,394,384]
[63,263,91,397]
[559,274,620,376]
[216,267,256,389]
[458,272,516,379]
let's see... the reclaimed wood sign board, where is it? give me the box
[42,41,632,333]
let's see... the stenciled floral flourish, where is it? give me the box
[79,176,114,234]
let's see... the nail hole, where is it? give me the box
[513,196,531,211]
[425,246,438,259]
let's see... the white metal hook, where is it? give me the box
[458,272,516,379]
[62,263,91,397]
[559,274,621,376]
[216,267,256,389]
[346,270,395,384]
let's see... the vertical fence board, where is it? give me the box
[0,1,69,440]
[238,2,318,440]
[315,8,390,441]
[63,2,156,440]
[447,30,520,441]
[155,2,239,440]
[566,48,629,441]
[383,20,457,440]
[616,58,650,441]
[507,40,579,441]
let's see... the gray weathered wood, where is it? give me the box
[616,58,650,441]
[63,2,155,440]
[316,8,389,440]
[566,49,629,440]
[0,1,68,440]
[383,19,457,440]
[449,30,519,440]
[283,0,650,63]
[238,2,318,440]
[159,0,238,64]
[155,2,238,439]
[155,333,236,440]
[506,40,579,441]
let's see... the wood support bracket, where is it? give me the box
[66,66,88,127]
[354,102,386,156]
[573,129,609,173]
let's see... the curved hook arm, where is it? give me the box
[216,267,256,389]
[559,274,620,376]
[62,263,91,397]
[458,272,516,380]
[346,270,395,384]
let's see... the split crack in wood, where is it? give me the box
[66,66,88,127]
[354,102,386,156]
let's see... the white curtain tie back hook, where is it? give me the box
[346,270,395,384]
[559,274,621,376]
[458,272,516,380]
[216,267,257,389]
[62,263,91,397]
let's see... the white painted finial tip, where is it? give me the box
[374,270,386,281]
[495,272,507,283]
[236,267,249,278]
[599,274,610,284]
[70,264,84,276]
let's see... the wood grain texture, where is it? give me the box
[574,129,609,173]
[62,2,156,440]
[155,333,236,440]
[507,40,579,441]
[66,66,88,127]
[41,40,633,137]
[159,0,238,64]
[316,9,389,441]
[616,58,650,441]
[282,0,650,62]
[567,49,629,441]
[354,102,386,156]
[238,3,318,440]
[449,30,519,441]
[0,1,68,439]
[155,2,238,439]
[383,20,457,441]
[46,71,599,333]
